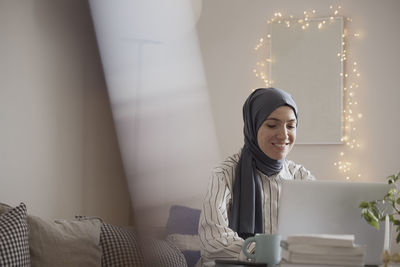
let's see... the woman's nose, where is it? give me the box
[277,126,288,139]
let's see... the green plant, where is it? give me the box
[359,172,400,243]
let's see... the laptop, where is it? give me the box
[277,180,391,266]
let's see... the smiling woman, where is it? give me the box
[257,106,297,160]
[198,87,315,266]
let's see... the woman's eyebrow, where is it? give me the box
[266,118,297,122]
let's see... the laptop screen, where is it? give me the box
[277,180,390,265]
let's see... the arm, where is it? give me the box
[198,167,251,263]
[287,160,315,181]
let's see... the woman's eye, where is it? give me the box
[287,125,296,130]
[266,124,276,128]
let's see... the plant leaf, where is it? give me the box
[371,206,380,218]
[359,201,370,208]
[362,210,380,229]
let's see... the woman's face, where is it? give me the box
[257,105,297,160]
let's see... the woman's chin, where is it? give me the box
[266,152,286,161]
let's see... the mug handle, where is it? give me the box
[242,236,256,260]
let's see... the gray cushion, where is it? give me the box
[28,215,102,267]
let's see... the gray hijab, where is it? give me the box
[229,88,298,239]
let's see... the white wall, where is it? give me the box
[0,0,131,225]
[197,0,400,182]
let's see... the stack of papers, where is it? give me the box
[280,234,365,267]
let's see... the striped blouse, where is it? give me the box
[198,152,315,265]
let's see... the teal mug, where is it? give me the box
[242,234,281,266]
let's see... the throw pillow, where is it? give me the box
[28,215,102,267]
[99,223,145,266]
[141,238,187,267]
[165,205,201,267]
[0,202,31,266]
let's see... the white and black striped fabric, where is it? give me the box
[198,152,314,265]
[0,202,31,266]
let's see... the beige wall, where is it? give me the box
[198,0,400,182]
[88,0,400,227]
[0,0,131,225]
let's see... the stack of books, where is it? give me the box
[280,234,365,267]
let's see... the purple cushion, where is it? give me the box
[166,205,201,235]
[165,205,201,267]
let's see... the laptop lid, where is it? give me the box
[277,180,390,265]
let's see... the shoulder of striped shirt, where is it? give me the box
[213,153,240,171]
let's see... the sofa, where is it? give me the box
[0,202,200,267]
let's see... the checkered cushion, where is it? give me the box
[142,238,187,267]
[0,202,31,266]
[99,223,145,266]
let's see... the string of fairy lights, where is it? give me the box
[253,5,363,180]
